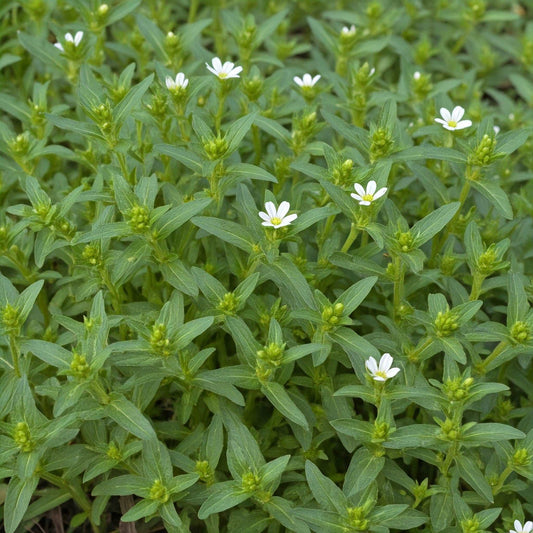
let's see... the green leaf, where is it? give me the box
[430,490,453,532]
[455,455,494,502]
[106,393,157,441]
[154,198,212,239]
[391,145,466,163]
[461,423,525,444]
[411,202,460,246]
[336,276,377,315]
[470,179,513,220]
[4,475,39,533]
[46,115,106,141]
[226,112,258,154]
[18,32,64,71]
[17,280,44,323]
[155,144,205,173]
[113,73,154,129]
[305,461,346,514]
[344,447,385,496]
[160,259,198,297]
[192,216,255,252]
[198,481,250,519]
[226,163,277,183]
[135,13,169,62]
[383,424,440,449]
[293,508,345,533]
[330,419,375,442]
[22,340,71,369]
[121,498,160,521]
[261,382,309,429]
[92,475,148,496]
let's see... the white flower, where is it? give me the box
[493,125,500,135]
[351,180,387,206]
[413,71,421,80]
[258,201,297,228]
[369,67,376,76]
[510,520,533,533]
[365,353,401,382]
[165,73,189,91]
[206,57,242,79]
[434,106,472,131]
[293,73,321,88]
[54,31,84,52]
[341,25,356,35]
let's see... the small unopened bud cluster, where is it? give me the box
[8,132,31,157]
[257,342,285,367]
[466,0,486,21]
[476,244,499,275]
[346,506,369,531]
[242,75,263,101]
[106,442,122,461]
[241,470,261,492]
[127,204,151,232]
[291,112,318,154]
[1,304,21,335]
[411,71,433,100]
[195,460,214,484]
[82,244,103,267]
[510,321,531,345]
[443,377,474,401]
[395,231,415,253]
[203,136,228,160]
[411,478,429,503]
[461,517,481,533]
[149,479,170,503]
[70,351,91,379]
[439,418,461,441]
[434,309,459,337]
[370,127,394,162]
[217,292,239,315]
[331,159,354,186]
[164,31,181,55]
[372,421,390,441]
[468,134,497,168]
[511,447,531,468]
[13,421,35,452]
[150,323,171,357]
[440,254,457,276]
[321,303,344,330]
[92,102,113,132]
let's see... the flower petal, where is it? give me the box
[277,201,290,219]
[264,201,277,218]
[439,107,451,121]
[514,521,523,532]
[212,57,222,72]
[379,353,393,372]
[365,356,378,373]
[54,42,64,51]
[451,106,465,122]
[312,74,321,85]
[434,118,448,126]
[372,375,386,382]
[386,367,401,378]
[524,521,533,533]
[229,66,243,78]
[455,120,472,130]
[206,63,217,75]
[165,76,173,89]
[293,76,303,87]
[353,183,366,196]
[282,213,298,225]
[302,73,312,85]
[262,221,274,227]
[373,187,388,200]
[65,33,74,42]
[74,31,84,45]
[350,193,363,201]
[366,180,377,195]
[258,211,270,222]
[359,200,371,206]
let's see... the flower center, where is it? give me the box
[375,370,388,379]
[270,217,282,226]
[218,72,228,79]
[447,120,457,127]
[362,194,374,202]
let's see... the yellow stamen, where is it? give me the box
[218,72,228,79]
[447,120,457,128]
[270,217,282,226]
[362,194,374,202]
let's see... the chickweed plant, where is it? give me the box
[0,0,532,532]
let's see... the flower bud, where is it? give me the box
[510,321,530,345]
[217,292,239,315]
[149,479,169,503]
[434,309,459,337]
[70,351,91,379]
[13,422,35,452]
[203,136,228,160]
[127,204,151,232]
[106,442,122,460]
[241,471,261,492]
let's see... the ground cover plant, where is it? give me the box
[0,0,533,531]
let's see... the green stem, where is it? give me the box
[187,0,200,22]
[393,255,404,319]
[477,340,509,374]
[492,464,513,495]
[318,214,336,247]
[469,271,485,301]
[115,150,130,183]
[409,336,433,362]
[215,88,227,134]
[341,223,358,253]
[9,334,21,377]
[39,471,99,533]
[252,124,262,164]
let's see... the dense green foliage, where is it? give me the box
[1,0,533,531]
